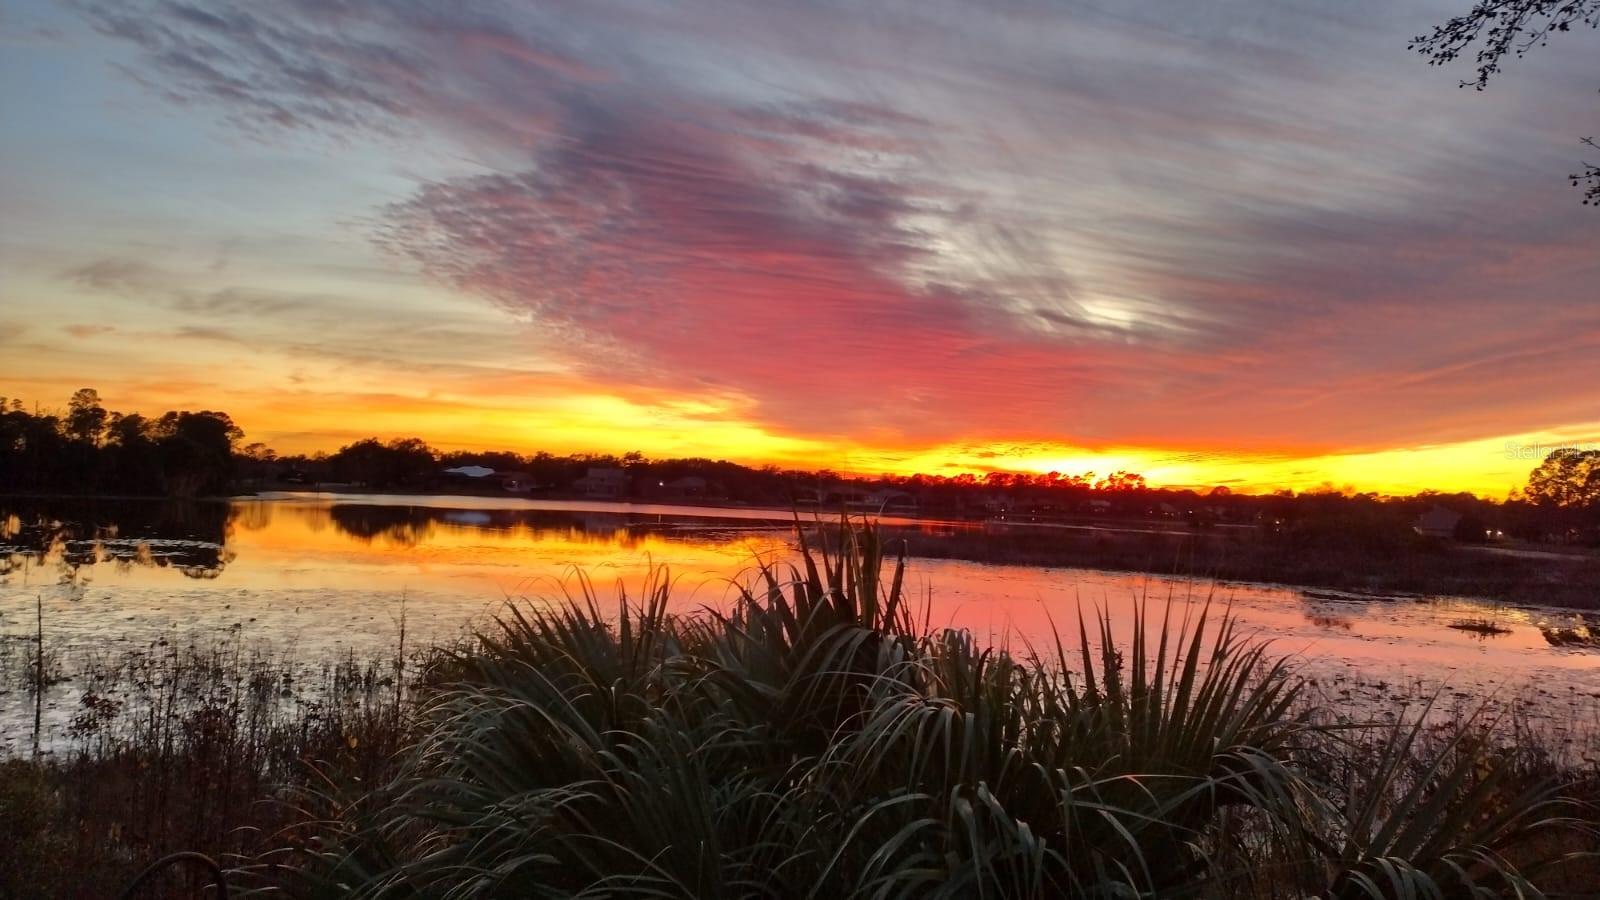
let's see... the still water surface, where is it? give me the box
[3,493,1598,748]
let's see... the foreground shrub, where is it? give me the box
[254,523,1598,899]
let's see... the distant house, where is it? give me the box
[661,475,708,497]
[799,486,919,514]
[1413,505,1463,539]
[983,492,1013,515]
[823,485,872,507]
[497,471,537,493]
[574,467,628,498]
[868,490,918,514]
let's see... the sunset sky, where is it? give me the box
[2,0,1596,496]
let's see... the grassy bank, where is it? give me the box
[4,525,1598,898]
[896,525,1600,609]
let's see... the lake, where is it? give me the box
[3,493,1598,751]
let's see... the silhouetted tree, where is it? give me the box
[0,405,66,491]
[1414,0,1600,204]
[0,391,244,495]
[66,388,108,445]
[1095,471,1147,492]
[105,412,164,493]
[440,449,524,472]
[153,410,243,496]
[1523,447,1600,507]
[385,438,437,480]
[240,442,277,463]
[329,437,438,489]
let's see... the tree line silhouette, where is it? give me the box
[5,388,1600,545]
[0,389,241,498]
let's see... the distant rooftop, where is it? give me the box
[442,465,495,478]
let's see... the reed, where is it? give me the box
[0,630,421,898]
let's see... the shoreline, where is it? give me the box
[4,490,1598,611]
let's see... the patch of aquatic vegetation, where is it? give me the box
[1543,618,1600,649]
[1449,616,1512,637]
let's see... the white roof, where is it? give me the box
[443,465,495,478]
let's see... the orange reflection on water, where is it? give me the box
[225,497,796,604]
[2,495,1597,711]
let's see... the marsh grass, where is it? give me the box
[3,521,1597,898]
[1449,617,1513,637]
[0,629,427,898]
[1542,620,1600,649]
[895,526,1600,610]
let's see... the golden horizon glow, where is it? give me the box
[10,376,1588,499]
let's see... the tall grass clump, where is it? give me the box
[251,521,1595,898]
[0,632,416,898]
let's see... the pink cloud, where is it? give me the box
[70,0,1600,460]
[378,95,1144,442]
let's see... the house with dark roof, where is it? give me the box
[1413,505,1462,539]
[574,467,628,498]
[497,471,537,493]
